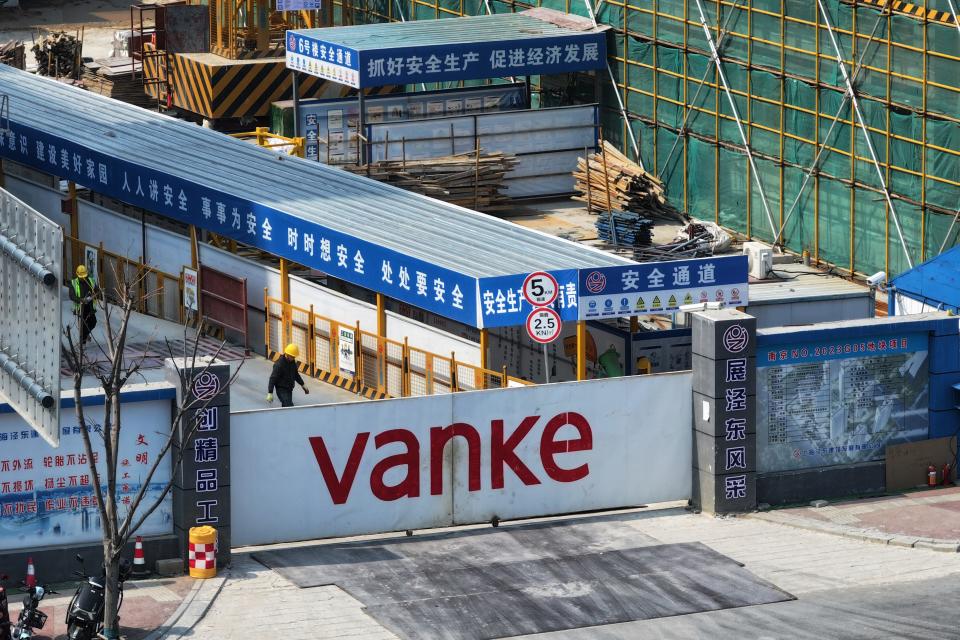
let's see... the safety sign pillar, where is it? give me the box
[166,357,233,571]
[691,309,757,514]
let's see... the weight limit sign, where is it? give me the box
[526,307,562,344]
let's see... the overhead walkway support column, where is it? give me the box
[576,321,587,381]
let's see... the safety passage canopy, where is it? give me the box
[285,8,608,88]
[890,246,960,313]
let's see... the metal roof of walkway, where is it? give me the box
[0,66,630,328]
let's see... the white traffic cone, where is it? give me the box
[132,536,149,578]
[25,557,36,588]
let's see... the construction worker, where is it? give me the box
[69,265,99,345]
[267,343,310,407]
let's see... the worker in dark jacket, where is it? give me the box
[69,264,99,345]
[267,343,310,407]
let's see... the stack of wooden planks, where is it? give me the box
[0,40,25,70]
[82,57,157,109]
[32,31,82,78]
[348,152,517,212]
[573,141,686,223]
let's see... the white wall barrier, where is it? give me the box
[4,175,70,231]
[230,372,693,546]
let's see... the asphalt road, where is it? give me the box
[527,575,960,639]
[189,508,960,640]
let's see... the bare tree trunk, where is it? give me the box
[62,268,244,639]
[102,545,121,638]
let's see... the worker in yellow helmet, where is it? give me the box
[267,343,309,407]
[69,264,99,345]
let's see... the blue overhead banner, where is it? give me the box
[286,30,606,89]
[479,269,579,329]
[0,122,479,327]
[578,255,749,320]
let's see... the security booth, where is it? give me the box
[284,8,608,197]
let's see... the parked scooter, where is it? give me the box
[10,581,56,640]
[65,554,132,640]
[0,573,11,640]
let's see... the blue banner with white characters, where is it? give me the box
[478,269,579,329]
[286,30,606,89]
[578,255,749,320]
[0,122,480,327]
[287,32,361,87]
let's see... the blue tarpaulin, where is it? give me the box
[890,246,960,314]
[285,8,607,88]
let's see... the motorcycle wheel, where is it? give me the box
[67,621,90,640]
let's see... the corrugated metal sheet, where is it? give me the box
[748,263,871,304]
[0,65,631,278]
[891,245,960,310]
[293,11,601,50]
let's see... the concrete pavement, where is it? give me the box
[751,485,960,552]
[151,504,960,639]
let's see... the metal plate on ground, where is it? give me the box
[253,518,794,639]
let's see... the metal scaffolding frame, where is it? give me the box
[337,0,960,278]
[772,7,887,249]
[582,0,643,169]
[816,0,913,269]
[692,0,777,241]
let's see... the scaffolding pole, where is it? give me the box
[816,0,913,270]
[947,0,960,39]
[772,8,887,248]
[940,1,960,256]
[584,0,643,170]
[692,0,778,243]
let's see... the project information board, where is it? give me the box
[757,332,929,472]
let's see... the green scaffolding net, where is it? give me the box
[342,0,960,276]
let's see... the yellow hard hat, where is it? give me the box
[284,343,300,358]
[76,264,88,278]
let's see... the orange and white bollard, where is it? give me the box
[25,557,36,589]
[132,536,149,578]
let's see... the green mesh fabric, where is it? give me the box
[339,0,959,275]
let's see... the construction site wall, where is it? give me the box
[335,0,960,280]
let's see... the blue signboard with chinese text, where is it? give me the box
[757,332,927,367]
[479,269,578,329]
[286,30,606,89]
[287,32,361,87]
[0,122,479,327]
[578,255,749,320]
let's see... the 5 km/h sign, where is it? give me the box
[526,307,562,344]
[522,271,559,307]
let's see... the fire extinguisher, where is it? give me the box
[928,464,938,487]
[943,462,953,486]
